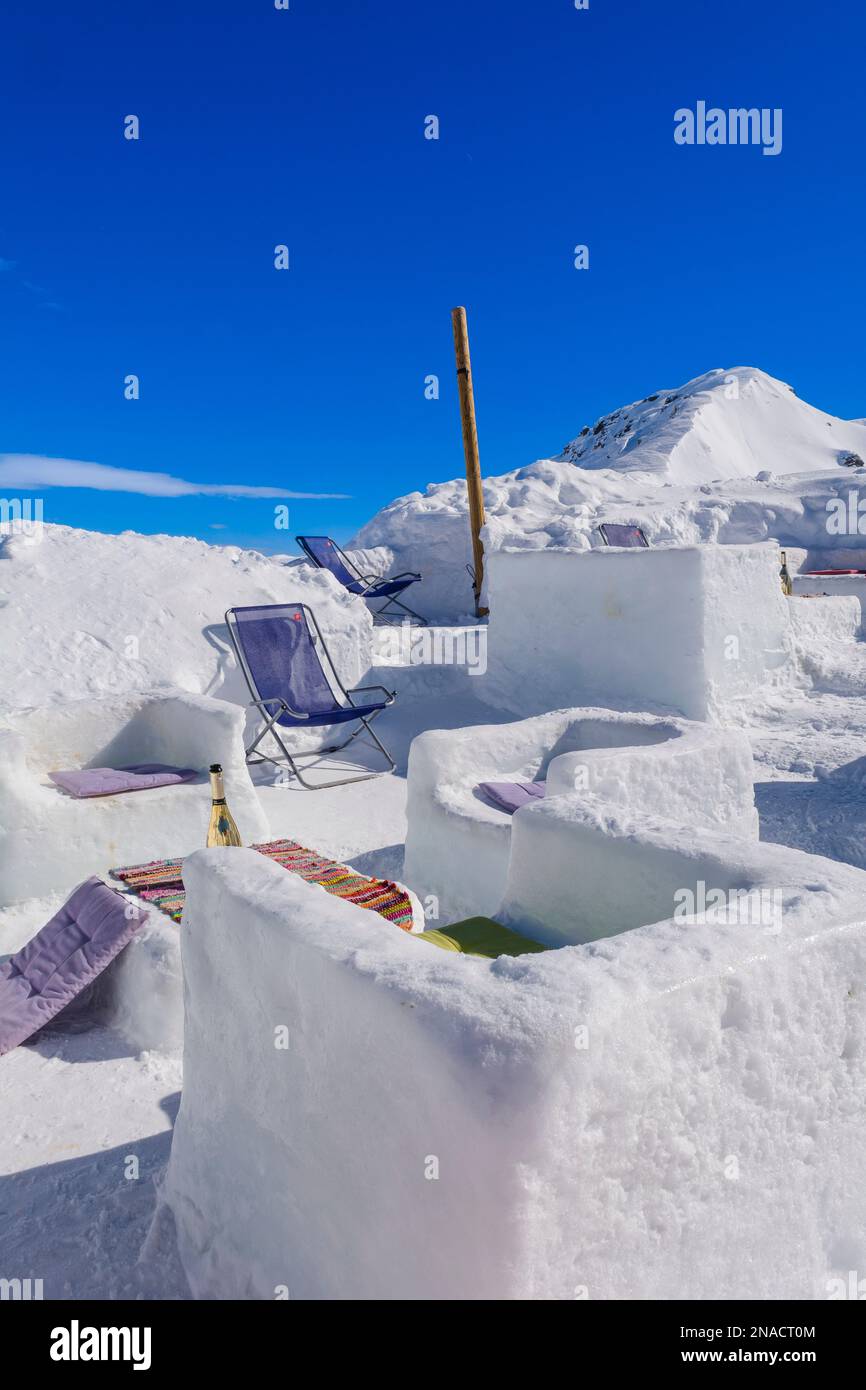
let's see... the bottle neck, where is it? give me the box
[209,770,226,802]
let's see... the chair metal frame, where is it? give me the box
[598,523,649,549]
[225,603,397,790]
[296,535,427,625]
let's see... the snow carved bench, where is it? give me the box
[403,707,758,925]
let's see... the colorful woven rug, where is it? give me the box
[111,838,416,932]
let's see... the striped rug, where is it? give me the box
[111,838,416,932]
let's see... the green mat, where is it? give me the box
[418,916,547,959]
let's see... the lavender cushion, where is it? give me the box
[476,780,547,814]
[0,877,145,1056]
[48,763,198,798]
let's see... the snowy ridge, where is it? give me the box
[355,367,866,618]
[556,366,866,483]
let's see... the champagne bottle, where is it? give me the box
[779,550,793,596]
[207,764,242,847]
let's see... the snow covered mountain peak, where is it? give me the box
[557,367,866,486]
[353,366,866,617]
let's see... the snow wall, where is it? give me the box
[161,845,866,1300]
[501,799,866,946]
[403,708,758,925]
[481,542,796,723]
[0,525,371,712]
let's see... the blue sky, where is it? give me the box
[1,0,863,550]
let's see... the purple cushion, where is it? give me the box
[0,877,145,1056]
[48,763,198,798]
[476,780,547,814]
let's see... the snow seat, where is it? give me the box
[403,708,758,925]
[0,691,269,907]
[162,844,866,1299]
[500,795,866,946]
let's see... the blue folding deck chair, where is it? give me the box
[598,523,649,548]
[296,535,427,625]
[225,603,397,789]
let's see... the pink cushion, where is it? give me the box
[49,764,198,799]
[476,780,546,814]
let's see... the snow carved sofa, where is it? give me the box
[402,707,758,924]
[160,840,866,1299]
[0,691,269,906]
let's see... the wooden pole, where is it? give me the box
[451,306,488,617]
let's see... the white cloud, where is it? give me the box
[0,454,349,500]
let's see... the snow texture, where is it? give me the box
[482,541,796,723]
[0,523,371,711]
[162,844,866,1300]
[404,708,757,924]
[501,797,866,945]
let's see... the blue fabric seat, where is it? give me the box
[296,536,426,624]
[225,603,397,789]
[344,576,417,599]
[598,523,649,548]
[298,702,388,726]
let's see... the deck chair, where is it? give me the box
[225,603,397,790]
[296,536,426,625]
[598,523,649,548]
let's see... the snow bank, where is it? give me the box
[482,542,795,723]
[0,691,268,906]
[354,368,866,620]
[0,524,371,711]
[161,845,866,1299]
[403,708,757,925]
